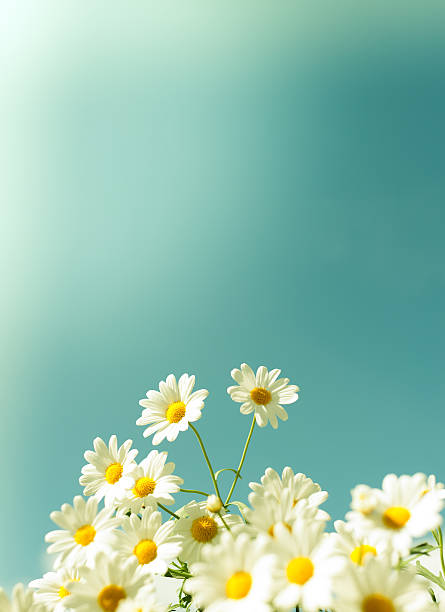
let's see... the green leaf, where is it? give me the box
[409,542,436,555]
[416,561,445,590]
[215,468,241,480]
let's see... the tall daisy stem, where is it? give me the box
[225,415,256,506]
[158,503,179,519]
[180,487,209,497]
[189,423,223,502]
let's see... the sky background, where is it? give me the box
[1,0,445,591]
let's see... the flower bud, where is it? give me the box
[206,494,223,513]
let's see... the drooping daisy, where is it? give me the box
[29,567,80,611]
[246,489,329,538]
[0,584,46,612]
[186,532,274,612]
[119,451,183,514]
[267,520,341,612]
[115,508,183,575]
[249,467,328,508]
[332,555,433,612]
[331,520,390,566]
[66,552,153,612]
[45,495,120,569]
[350,484,379,515]
[174,501,243,564]
[79,435,138,507]
[346,473,444,557]
[227,364,299,428]
[137,374,208,445]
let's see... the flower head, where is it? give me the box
[0,584,46,612]
[249,467,328,509]
[227,364,299,428]
[29,567,80,611]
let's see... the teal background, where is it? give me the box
[1,1,445,590]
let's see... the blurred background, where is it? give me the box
[1,0,445,590]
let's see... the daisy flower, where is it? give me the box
[227,364,299,428]
[249,467,328,508]
[0,584,45,612]
[346,473,444,557]
[246,489,329,538]
[116,593,165,612]
[174,500,243,564]
[331,520,389,566]
[267,520,341,612]
[79,435,138,507]
[115,508,183,575]
[119,451,183,514]
[332,555,432,612]
[29,567,80,611]
[185,532,274,612]
[45,495,120,569]
[137,374,208,445]
[66,552,153,612]
[350,484,379,515]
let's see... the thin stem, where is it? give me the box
[439,527,445,577]
[218,511,232,532]
[225,415,256,506]
[158,503,179,519]
[180,487,209,497]
[189,423,222,501]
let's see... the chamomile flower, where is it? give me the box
[30,568,80,612]
[0,584,46,612]
[346,474,444,557]
[350,484,379,515]
[174,501,243,564]
[332,555,432,612]
[119,451,183,514]
[246,489,329,538]
[66,552,152,612]
[227,364,299,428]
[186,532,274,612]
[117,593,165,612]
[45,496,120,569]
[137,374,208,445]
[249,467,328,508]
[331,520,389,566]
[421,474,445,502]
[268,520,341,612]
[79,435,138,507]
[115,508,183,575]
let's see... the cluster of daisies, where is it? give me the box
[2,364,445,612]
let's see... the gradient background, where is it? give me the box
[1,0,445,591]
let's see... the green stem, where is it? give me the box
[225,415,256,506]
[180,487,209,497]
[158,503,179,519]
[218,511,232,532]
[189,423,222,501]
[439,527,445,578]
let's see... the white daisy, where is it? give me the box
[331,520,390,566]
[346,474,444,557]
[227,364,299,428]
[115,508,183,575]
[119,451,183,515]
[421,474,445,502]
[174,501,243,565]
[350,484,379,515]
[117,593,165,612]
[45,496,120,569]
[246,489,329,538]
[66,552,153,612]
[137,374,208,445]
[185,532,274,612]
[79,435,138,507]
[0,584,46,612]
[332,555,433,612]
[249,467,328,508]
[29,568,80,611]
[268,520,341,612]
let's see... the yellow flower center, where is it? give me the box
[74,524,96,546]
[105,463,123,485]
[133,539,157,564]
[268,522,292,537]
[191,515,218,542]
[362,594,395,612]
[59,586,70,598]
[350,545,377,565]
[225,571,252,599]
[382,506,411,529]
[250,387,272,405]
[166,401,186,423]
[133,477,156,498]
[286,557,314,585]
[97,585,126,612]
